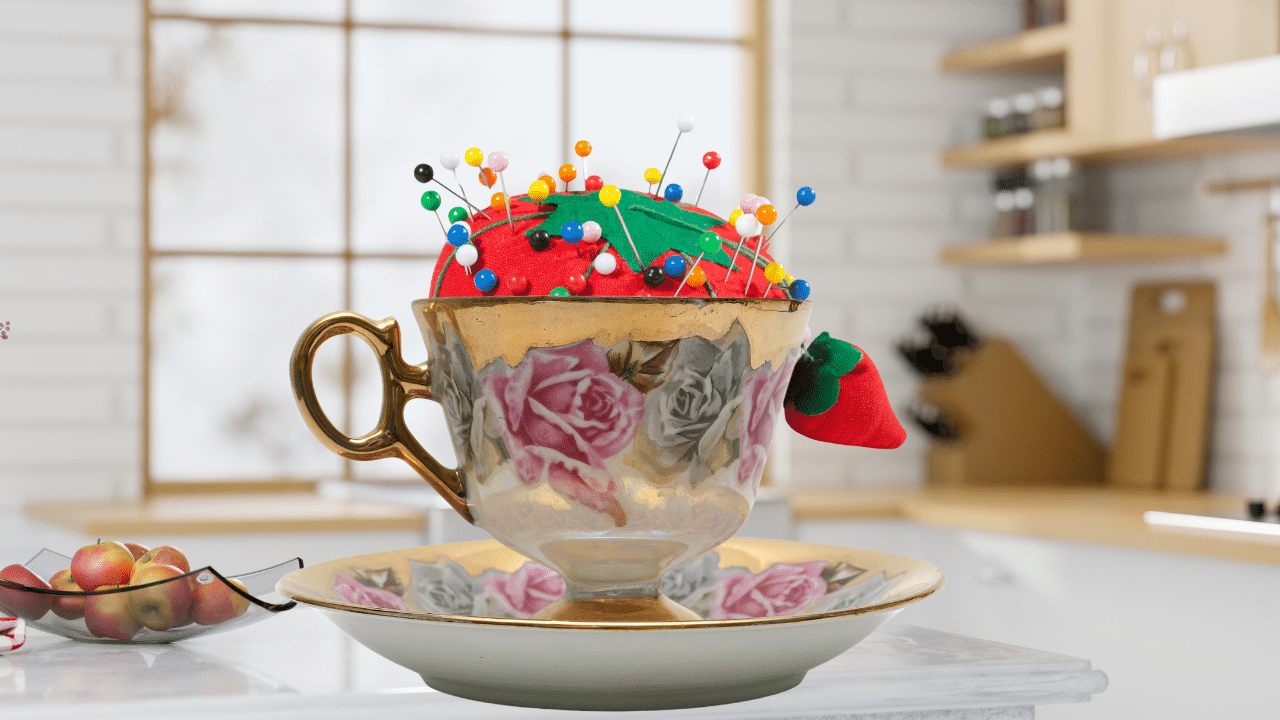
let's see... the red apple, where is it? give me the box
[123,543,150,562]
[71,541,135,591]
[50,568,86,620]
[0,564,53,621]
[84,584,142,640]
[126,564,192,631]
[132,546,189,580]
[189,573,251,625]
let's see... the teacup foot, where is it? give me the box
[531,594,701,623]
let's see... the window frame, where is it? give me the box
[140,0,771,496]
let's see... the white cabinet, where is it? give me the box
[800,520,1280,720]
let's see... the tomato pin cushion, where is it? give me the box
[415,149,904,449]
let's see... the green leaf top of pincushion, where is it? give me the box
[525,189,734,272]
[785,332,864,416]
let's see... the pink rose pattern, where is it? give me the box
[337,555,884,620]
[333,573,410,611]
[709,560,828,620]
[482,340,645,526]
[482,562,566,619]
[737,349,802,489]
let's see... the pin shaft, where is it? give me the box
[694,167,711,207]
[613,205,643,268]
[655,129,682,199]
[433,178,488,218]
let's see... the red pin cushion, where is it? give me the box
[429,193,786,299]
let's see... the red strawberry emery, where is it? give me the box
[784,333,906,449]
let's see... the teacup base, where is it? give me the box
[531,594,701,623]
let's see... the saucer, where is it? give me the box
[276,537,944,711]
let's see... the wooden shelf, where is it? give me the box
[941,23,1069,73]
[942,129,1280,168]
[941,233,1226,265]
[24,493,427,535]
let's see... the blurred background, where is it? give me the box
[8,1,1280,717]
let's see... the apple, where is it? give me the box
[132,546,189,579]
[189,573,251,625]
[123,543,150,562]
[126,564,192,631]
[71,541,135,591]
[0,564,53,621]
[84,584,142,640]
[49,568,87,620]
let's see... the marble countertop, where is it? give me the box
[1,607,1106,720]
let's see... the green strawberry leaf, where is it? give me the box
[785,332,865,416]
[524,189,734,272]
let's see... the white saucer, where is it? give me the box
[276,537,944,711]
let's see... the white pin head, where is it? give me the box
[676,114,696,133]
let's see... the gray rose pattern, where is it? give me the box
[341,553,894,620]
[660,552,721,617]
[639,335,749,483]
[408,558,486,616]
[431,325,480,474]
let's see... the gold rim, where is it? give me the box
[281,583,943,630]
[277,538,946,631]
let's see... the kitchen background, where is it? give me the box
[5,1,1280,718]
[6,0,1280,502]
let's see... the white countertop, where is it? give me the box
[1,606,1106,720]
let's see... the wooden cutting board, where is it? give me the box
[1108,282,1215,491]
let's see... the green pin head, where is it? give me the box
[697,231,721,255]
[421,191,441,211]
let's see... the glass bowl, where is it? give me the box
[0,549,301,644]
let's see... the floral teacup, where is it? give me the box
[291,297,810,621]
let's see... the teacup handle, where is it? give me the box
[290,312,471,522]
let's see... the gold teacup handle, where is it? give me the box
[290,312,471,522]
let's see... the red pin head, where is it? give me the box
[703,151,722,170]
[585,175,604,192]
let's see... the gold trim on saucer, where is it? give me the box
[275,537,945,631]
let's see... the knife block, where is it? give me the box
[1108,282,1215,491]
[920,338,1106,486]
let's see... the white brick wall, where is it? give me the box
[787,1,1280,496]
[787,0,1096,488]
[0,0,143,501]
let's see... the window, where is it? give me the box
[144,0,768,492]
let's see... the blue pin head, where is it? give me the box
[663,183,684,203]
[796,186,816,207]
[560,220,584,244]
[663,254,688,278]
[446,224,470,247]
[790,278,811,300]
[474,269,498,293]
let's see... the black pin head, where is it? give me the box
[414,164,434,184]
[528,229,551,251]
[643,265,666,288]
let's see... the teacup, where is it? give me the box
[291,297,810,621]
